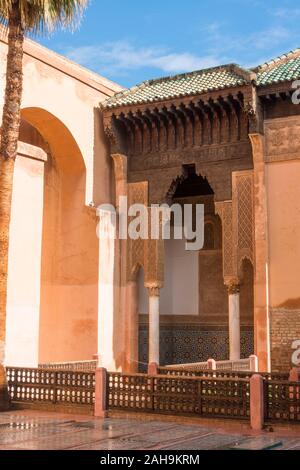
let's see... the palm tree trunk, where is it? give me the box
[0,2,24,410]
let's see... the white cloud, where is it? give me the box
[249,26,290,50]
[273,8,300,19]
[202,21,290,55]
[65,40,220,77]
[64,15,300,83]
[197,19,299,71]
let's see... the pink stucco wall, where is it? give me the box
[0,34,122,366]
[6,152,45,366]
[267,159,300,309]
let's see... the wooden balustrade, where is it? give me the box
[107,372,250,420]
[6,367,95,408]
[158,367,289,381]
[5,366,299,425]
[264,380,300,422]
[38,361,97,372]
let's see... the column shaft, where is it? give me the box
[124,280,139,373]
[148,289,160,365]
[227,282,241,361]
[97,209,116,370]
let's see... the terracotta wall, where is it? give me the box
[5,152,45,366]
[38,144,99,363]
[0,36,122,365]
[266,159,300,308]
[265,116,300,370]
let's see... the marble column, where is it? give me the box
[125,280,139,373]
[227,281,241,361]
[96,208,116,370]
[148,287,160,365]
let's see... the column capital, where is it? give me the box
[147,286,160,297]
[225,278,240,295]
[145,282,162,297]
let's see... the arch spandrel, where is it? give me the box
[21,108,85,174]
[126,182,165,288]
[216,169,255,284]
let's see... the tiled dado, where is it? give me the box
[138,324,254,372]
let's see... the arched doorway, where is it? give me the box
[163,165,229,364]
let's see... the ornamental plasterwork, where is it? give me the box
[216,169,254,284]
[215,200,237,282]
[232,170,255,270]
[265,116,300,163]
[125,171,254,288]
[126,182,164,288]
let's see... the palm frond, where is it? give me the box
[0,0,89,35]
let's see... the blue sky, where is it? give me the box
[40,0,300,89]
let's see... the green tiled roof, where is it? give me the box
[103,65,248,109]
[257,49,300,86]
[102,49,300,110]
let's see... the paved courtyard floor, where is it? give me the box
[0,411,299,450]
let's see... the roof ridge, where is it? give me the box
[102,48,300,109]
[102,81,148,103]
[147,63,250,85]
[254,48,300,72]
[101,63,252,109]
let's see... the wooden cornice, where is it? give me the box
[102,84,253,120]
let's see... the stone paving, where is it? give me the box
[0,411,299,450]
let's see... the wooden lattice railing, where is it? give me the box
[163,358,253,372]
[38,361,97,372]
[6,367,95,407]
[265,380,300,423]
[6,367,300,425]
[158,367,289,382]
[108,372,250,420]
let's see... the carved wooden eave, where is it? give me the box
[257,81,294,98]
[102,83,254,120]
[101,82,260,158]
[103,115,124,154]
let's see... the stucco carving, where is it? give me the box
[126,182,164,287]
[215,201,237,280]
[126,182,148,281]
[144,209,164,288]
[233,171,255,270]
[112,153,127,182]
[265,116,300,163]
[216,169,254,283]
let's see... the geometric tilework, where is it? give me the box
[139,325,254,373]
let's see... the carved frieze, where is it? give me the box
[265,116,300,163]
[129,141,251,172]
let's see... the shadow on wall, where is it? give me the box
[21,107,99,363]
